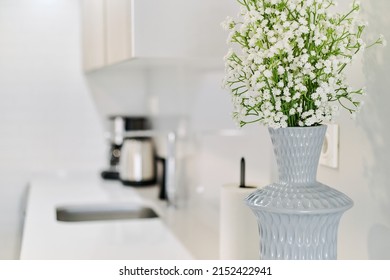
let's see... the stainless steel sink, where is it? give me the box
[56,203,159,222]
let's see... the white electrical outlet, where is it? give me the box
[320,124,339,168]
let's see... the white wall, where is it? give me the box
[84,62,149,129]
[0,0,106,258]
[316,0,390,259]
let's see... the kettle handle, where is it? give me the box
[156,156,167,200]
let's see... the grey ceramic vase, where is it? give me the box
[245,125,353,260]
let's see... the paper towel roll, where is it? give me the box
[220,184,259,260]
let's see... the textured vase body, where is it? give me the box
[245,125,353,260]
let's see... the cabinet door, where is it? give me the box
[81,0,105,71]
[106,0,132,65]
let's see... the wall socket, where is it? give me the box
[320,124,339,169]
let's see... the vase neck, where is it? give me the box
[269,126,327,185]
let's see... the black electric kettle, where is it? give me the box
[119,136,167,200]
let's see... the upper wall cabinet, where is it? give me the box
[131,0,235,59]
[81,0,132,71]
[81,0,236,72]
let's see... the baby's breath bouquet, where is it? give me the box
[222,0,384,128]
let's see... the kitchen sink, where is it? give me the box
[56,203,159,222]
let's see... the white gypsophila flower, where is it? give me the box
[379,34,387,46]
[263,70,272,78]
[223,0,383,127]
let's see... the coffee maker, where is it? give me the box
[101,116,150,180]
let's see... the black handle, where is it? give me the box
[156,156,167,200]
[101,170,120,180]
[240,157,246,188]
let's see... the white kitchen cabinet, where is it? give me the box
[81,0,237,71]
[81,0,106,71]
[131,0,236,59]
[105,0,132,65]
[81,0,132,71]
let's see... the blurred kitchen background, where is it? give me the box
[0,0,389,260]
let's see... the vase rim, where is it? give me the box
[268,125,327,130]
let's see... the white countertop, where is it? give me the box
[20,174,218,260]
